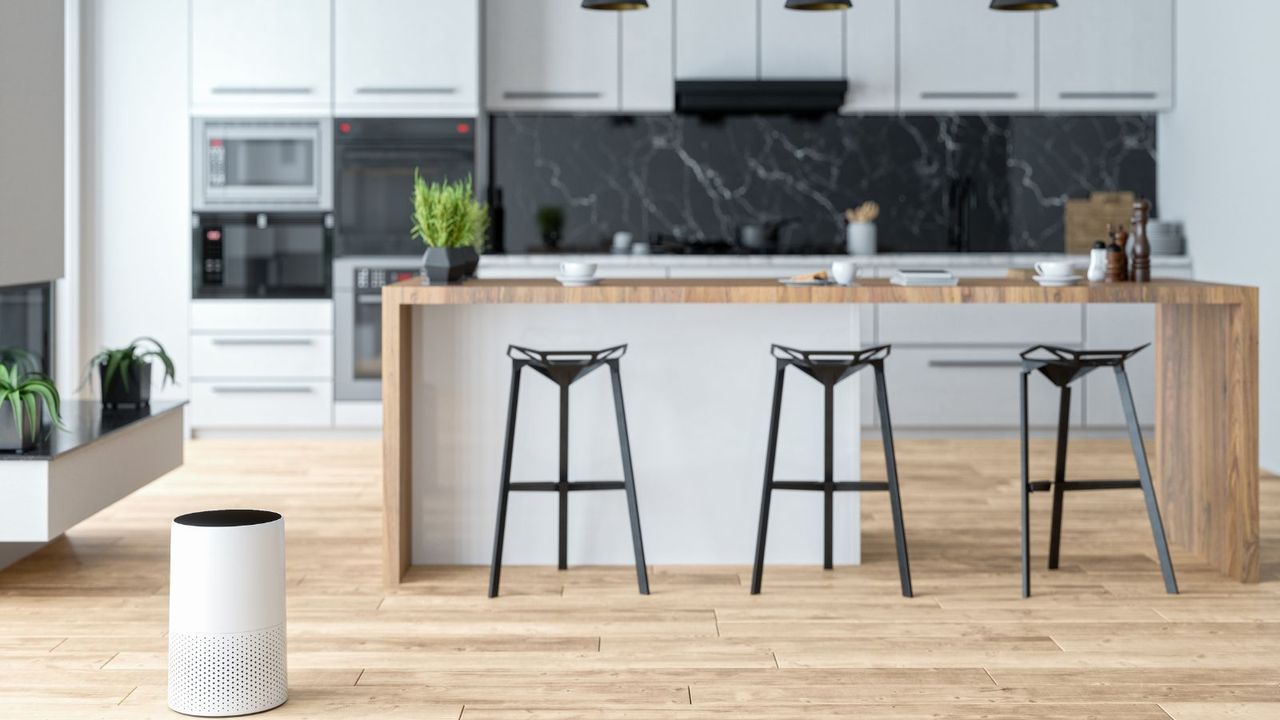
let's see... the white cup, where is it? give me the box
[612,231,633,252]
[830,260,856,286]
[1034,261,1074,278]
[559,262,596,279]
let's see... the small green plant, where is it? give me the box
[0,347,41,375]
[410,171,489,251]
[0,364,63,440]
[536,206,565,236]
[84,337,177,394]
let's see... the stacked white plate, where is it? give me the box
[1147,220,1185,255]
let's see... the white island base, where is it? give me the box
[411,304,863,567]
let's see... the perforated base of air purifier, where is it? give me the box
[168,625,288,717]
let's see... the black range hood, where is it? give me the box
[675,79,847,115]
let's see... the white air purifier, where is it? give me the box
[169,509,288,717]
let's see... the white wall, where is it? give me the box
[0,0,64,288]
[1158,0,1280,472]
[79,0,190,399]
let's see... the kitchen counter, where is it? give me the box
[478,252,1193,269]
[382,277,1257,588]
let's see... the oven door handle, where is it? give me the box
[356,295,383,305]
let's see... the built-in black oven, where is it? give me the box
[192,212,333,299]
[334,117,476,257]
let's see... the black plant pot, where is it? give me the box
[100,361,151,409]
[421,247,479,285]
[0,401,41,452]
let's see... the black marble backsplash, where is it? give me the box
[490,114,1156,254]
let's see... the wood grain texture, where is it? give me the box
[381,277,1262,585]
[1156,292,1261,582]
[0,439,1276,718]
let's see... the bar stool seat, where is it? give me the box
[1019,344,1178,597]
[752,344,913,598]
[488,344,649,597]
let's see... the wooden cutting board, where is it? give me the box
[1064,191,1135,255]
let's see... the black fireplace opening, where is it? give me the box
[0,282,53,376]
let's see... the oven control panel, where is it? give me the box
[355,267,419,291]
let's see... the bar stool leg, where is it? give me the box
[823,383,835,571]
[609,361,650,595]
[489,363,523,598]
[751,363,786,594]
[1020,371,1032,598]
[874,362,913,598]
[558,383,569,571]
[1047,385,1072,570]
[1115,366,1179,594]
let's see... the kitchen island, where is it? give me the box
[382,278,1258,588]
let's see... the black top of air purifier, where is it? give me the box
[174,509,282,527]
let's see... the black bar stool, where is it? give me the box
[751,344,913,598]
[488,344,649,597]
[1019,344,1177,598]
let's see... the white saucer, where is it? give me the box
[556,275,601,287]
[1033,274,1083,287]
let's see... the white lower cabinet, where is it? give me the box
[190,381,334,429]
[190,335,333,379]
[1083,304,1156,429]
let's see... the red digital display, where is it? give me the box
[456,122,471,135]
[210,139,223,147]
[339,122,352,134]
[206,230,222,241]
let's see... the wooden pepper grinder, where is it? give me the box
[1112,225,1130,281]
[1104,243,1127,283]
[1131,199,1152,282]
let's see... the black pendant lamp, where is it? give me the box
[581,0,649,9]
[785,0,852,9]
[990,0,1058,9]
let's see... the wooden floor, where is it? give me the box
[1,438,1277,719]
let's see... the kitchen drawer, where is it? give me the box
[191,300,333,333]
[877,304,1083,346]
[873,346,1082,428]
[191,381,333,428]
[191,334,333,379]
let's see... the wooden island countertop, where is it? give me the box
[381,277,1259,587]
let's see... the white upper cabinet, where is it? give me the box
[191,0,332,115]
[899,0,1036,112]
[759,2,845,79]
[334,0,479,117]
[675,0,758,79]
[1038,0,1173,111]
[485,0,620,112]
[843,0,897,112]
[621,0,675,112]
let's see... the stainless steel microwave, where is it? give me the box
[192,118,333,211]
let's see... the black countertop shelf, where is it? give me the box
[0,400,186,461]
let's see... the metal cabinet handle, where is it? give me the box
[211,86,314,95]
[355,86,457,95]
[1058,91,1159,100]
[210,386,314,394]
[356,295,384,305]
[920,91,1018,100]
[502,90,604,100]
[928,359,1024,369]
[209,338,315,347]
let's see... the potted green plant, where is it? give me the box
[85,337,177,409]
[411,171,489,284]
[536,206,565,249]
[0,364,62,452]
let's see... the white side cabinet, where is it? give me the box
[843,0,897,113]
[485,0,620,112]
[191,0,332,115]
[621,0,675,112]
[675,0,758,79]
[334,0,479,116]
[1038,0,1173,112]
[759,1,845,79]
[899,0,1036,112]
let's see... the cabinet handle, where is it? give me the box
[355,86,457,95]
[928,359,1024,369]
[920,91,1018,100]
[210,385,314,394]
[210,86,314,95]
[502,91,603,100]
[1058,91,1159,100]
[356,295,384,305]
[209,338,315,347]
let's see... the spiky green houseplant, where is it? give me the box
[85,337,177,408]
[411,171,489,284]
[0,364,62,451]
